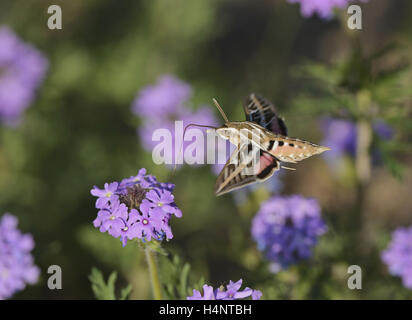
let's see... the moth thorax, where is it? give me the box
[216,127,233,140]
[119,185,149,210]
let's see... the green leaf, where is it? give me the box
[158,252,199,299]
[179,263,190,298]
[89,268,116,300]
[120,285,133,300]
[89,268,133,300]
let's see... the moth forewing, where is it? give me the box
[237,127,265,176]
[214,144,258,196]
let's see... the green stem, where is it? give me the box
[144,246,163,300]
[354,111,373,257]
[355,119,372,187]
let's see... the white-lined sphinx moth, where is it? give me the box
[212,93,330,196]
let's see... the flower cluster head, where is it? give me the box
[381,226,412,290]
[320,117,393,166]
[187,279,262,300]
[288,0,368,19]
[251,195,327,272]
[0,26,48,126]
[131,74,219,170]
[0,213,40,299]
[91,168,182,246]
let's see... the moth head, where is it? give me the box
[216,125,235,140]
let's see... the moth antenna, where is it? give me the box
[212,98,229,123]
[281,166,296,171]
[172,123,219,175]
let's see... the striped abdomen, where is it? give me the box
[264,135,330,163]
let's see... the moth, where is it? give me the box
[209,93,331,196]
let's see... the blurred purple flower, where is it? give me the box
[288,0,367,19]
[187,279,262,300]
[373,120,394,140]
[320,117,393,166]
[251,195,327,272]
[382,226,412,290]
[0,26,48,126]
[91,168,182,246]
[321,118,357,162]
[132,75,219,169]
[0,213,40,300]
[132,75,192,118]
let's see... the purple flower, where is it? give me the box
[91,169,182,246]
[0,213,40,300]
[320,117,393,166]
[132,75,219,170]
[321,118,357,162]
[373,120,394,140]
[90,182,120,209]
[251,195,327,272]
[144,189,181,216]
[0,26,48,126]
[96,199,128,235]
[138,107,217,164]
[216,280,254,300]
[128,207,165,242]
[187,279,262,300]
[119,168,149,189]
[382,226,412,290]
[132,75,192,118]
[252,289,263,300]
[288,0,367,19]
[187,285,216,300]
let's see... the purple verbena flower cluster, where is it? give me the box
[187,279,262,300]
[0,26,48,126]
[251,195,327,272]
[288,0,368,19]
[131,74,218,169]
[0,213,40,300]
[381,226,412,290]
[91,168,182,246]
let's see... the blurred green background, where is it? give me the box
[1,0,412,299]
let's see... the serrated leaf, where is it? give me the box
[120,285,133,300]
[89,268,116,300]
